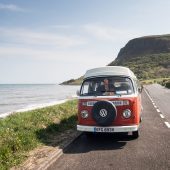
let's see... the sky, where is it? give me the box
[0,0,170,84]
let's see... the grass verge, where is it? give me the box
[0,100,77,170]
[141,77,170,85]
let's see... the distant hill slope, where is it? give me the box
[109,35,170,80]
[60,76,83,85]
[61,34,170,85]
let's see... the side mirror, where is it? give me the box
[76,90,80,96]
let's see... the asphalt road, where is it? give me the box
[48,88,170,170]
[145,84,170,121]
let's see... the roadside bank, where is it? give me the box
[0,99,78,170]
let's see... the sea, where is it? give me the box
[0,84,80,118]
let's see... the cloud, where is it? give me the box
[0,3,25,12]
[0,25,143,49]
[0,27,86,48]
[83,24,143,42]
[50,25,72,29]
[0,45,111,66]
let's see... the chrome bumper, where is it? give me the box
[77,125,139,133]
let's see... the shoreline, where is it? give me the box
[0,95,77,119]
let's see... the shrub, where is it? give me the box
[165,81,170,88]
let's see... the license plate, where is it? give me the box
[94,127,114,132]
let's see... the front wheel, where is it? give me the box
[132,130,139,139]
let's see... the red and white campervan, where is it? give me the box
[77,66,142,138]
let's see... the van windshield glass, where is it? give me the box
[80,77,134,96]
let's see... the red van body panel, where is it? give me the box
[78,96,141,126]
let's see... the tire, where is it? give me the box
[92,101,117,126]
[140,116,142,123]
[132,130,139,139]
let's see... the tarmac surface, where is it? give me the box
[145,84,170,121]
[48,85,170,170]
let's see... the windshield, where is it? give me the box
[80,77,134,96]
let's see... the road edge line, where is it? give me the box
[145,88,170,129]
[144,88,153,102]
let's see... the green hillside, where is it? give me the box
[109,53,170,80]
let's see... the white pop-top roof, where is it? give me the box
[84,66,136,79]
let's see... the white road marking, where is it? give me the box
[156,109,161,113]
[160,114,165,119]
[164,122,170,128]
[145,88,170,129]
[144,89,153,102]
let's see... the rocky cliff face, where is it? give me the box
[116,35,170,62]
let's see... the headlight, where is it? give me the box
[122,109,131,119]
[81,110,89,118]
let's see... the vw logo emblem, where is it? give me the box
[99,109,107,117]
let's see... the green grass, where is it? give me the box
[0,100,77,170]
